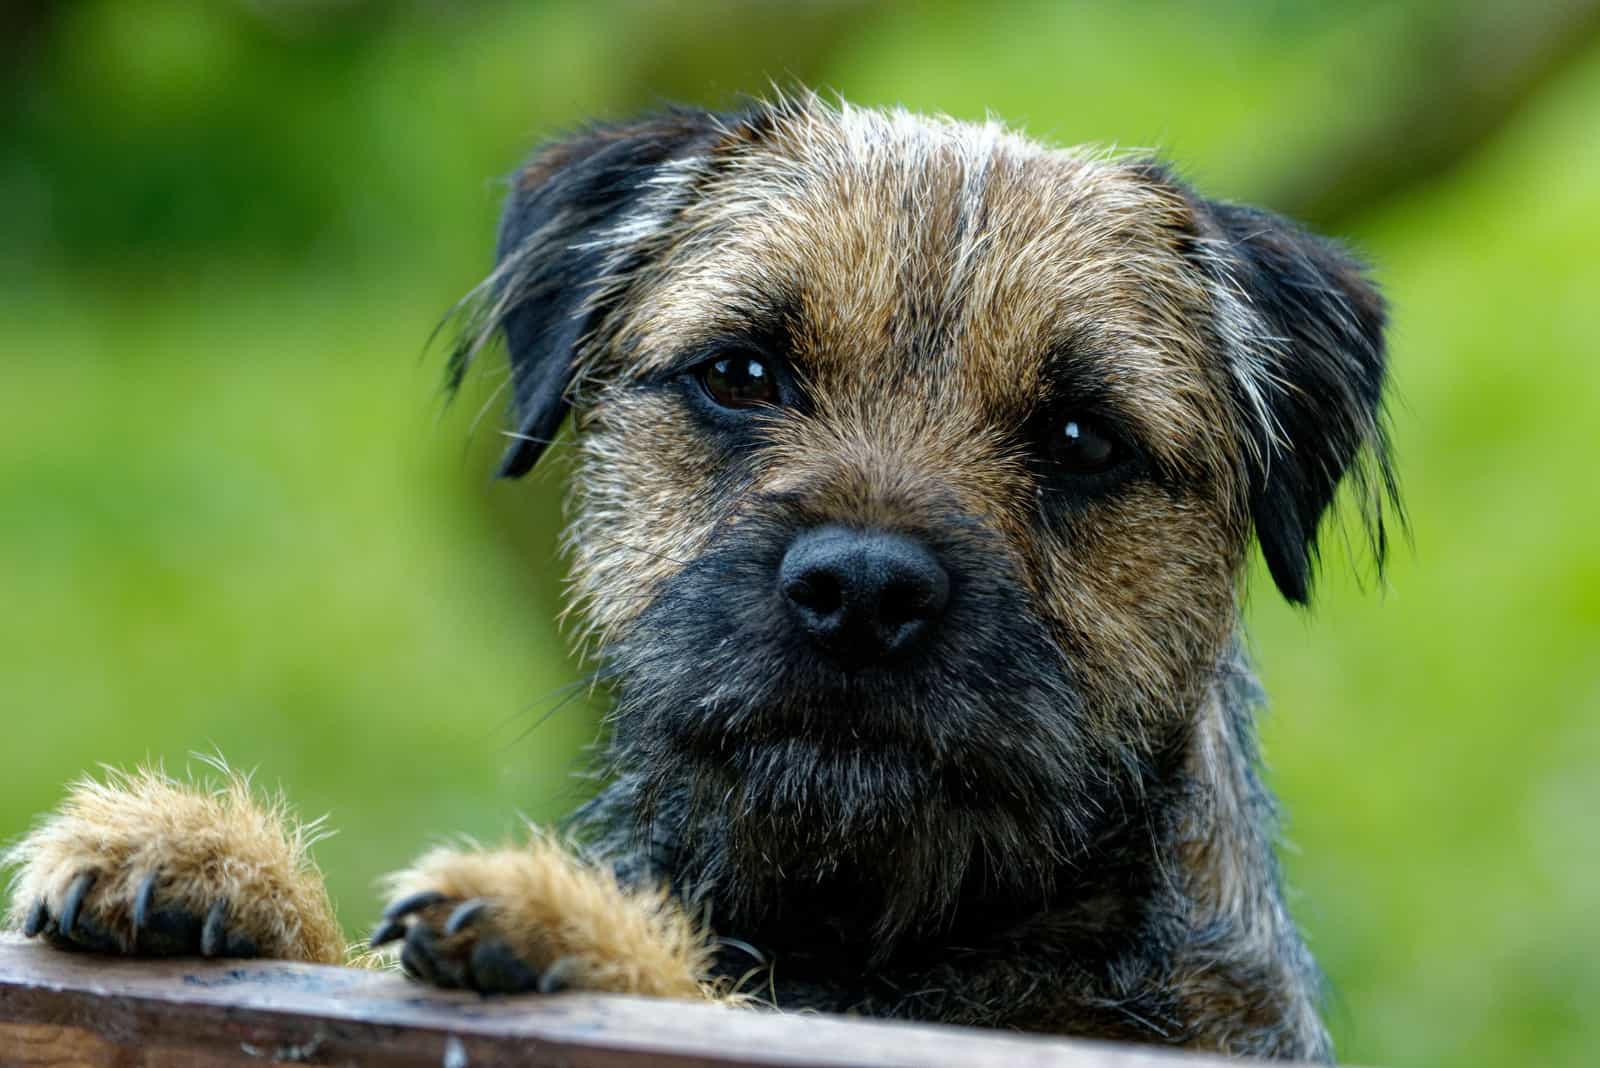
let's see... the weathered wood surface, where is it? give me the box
[0,935,1249,1067]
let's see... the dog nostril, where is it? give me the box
[784,572,843,617]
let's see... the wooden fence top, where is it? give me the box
[0,934,1256,1067]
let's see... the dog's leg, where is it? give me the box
[4,764,345,964]
[374,833,719,999]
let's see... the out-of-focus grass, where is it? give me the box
[0,265,602,928]
[1250,45,1600,1066]
[1,4,1596,1067]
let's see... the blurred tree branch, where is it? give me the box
[612,0,890,108]
[1267,0,1600,228]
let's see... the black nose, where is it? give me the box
[779,526,950,667]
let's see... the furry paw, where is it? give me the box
[4,764,344,964]
[373,833,713,998]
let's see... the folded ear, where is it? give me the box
[1190,197,1398,603]
[449,110,730,478]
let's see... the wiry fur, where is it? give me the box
[5,92,1396,1063]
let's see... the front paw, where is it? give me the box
[4,764,344,964]
[373,835,712,999]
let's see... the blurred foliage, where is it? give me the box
[2,2,1597,1066]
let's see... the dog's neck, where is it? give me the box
[1159,642,1329,1045]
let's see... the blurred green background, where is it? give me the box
[2,2,1596,1064]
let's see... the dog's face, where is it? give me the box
[456,98,1392,937]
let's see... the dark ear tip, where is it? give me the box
[494,390,568,479]
[1263,547,1312,605]
[495,440,543,479]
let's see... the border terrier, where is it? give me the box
[6,93,1396,1061]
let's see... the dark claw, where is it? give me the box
[58,871,96,940]
[200,898,229,958]
[370,919,407,948]
[23,899,49,938]
[537,956,580,995]
[444,899,488,935]
[44,871,119,954]
[383,890,448,922]
[132,871,159,948]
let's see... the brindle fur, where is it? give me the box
[6,93,1395,1062]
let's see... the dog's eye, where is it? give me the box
[1051,416,1120,474]
[699,354,780,409]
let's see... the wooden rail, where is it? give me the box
[0,935,1253,1067]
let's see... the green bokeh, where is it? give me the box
[2,3,1595,1065]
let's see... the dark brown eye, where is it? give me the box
[1051,416,1119,474]
[699,354,779,409]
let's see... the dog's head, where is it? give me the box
[453,96,1395,939]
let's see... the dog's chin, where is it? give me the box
[638,666,1064,820]
[609,665,1114,943]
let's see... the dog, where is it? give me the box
[6,93,1397,1061]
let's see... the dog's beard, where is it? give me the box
[594,517,1139,949]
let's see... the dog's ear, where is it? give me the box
[1186,193,1397,603]
[451,111,730,478]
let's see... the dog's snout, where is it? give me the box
[779,526,949,666]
